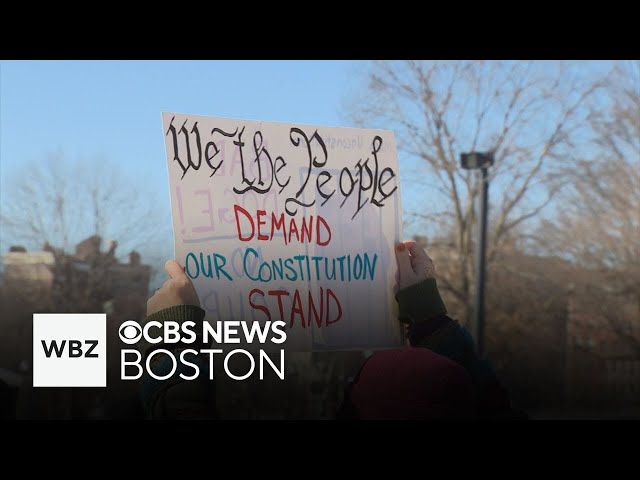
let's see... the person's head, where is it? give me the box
[339,347,475,420]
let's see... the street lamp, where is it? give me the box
[460,151,494,357]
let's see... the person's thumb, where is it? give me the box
[165,259,187,280]
[395,243,414,277]
[408,242,434,279]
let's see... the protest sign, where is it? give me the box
[162,112,404,351]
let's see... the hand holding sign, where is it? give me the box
[147,260,201,316]
[395,241,436,291]
[163,113,404,351]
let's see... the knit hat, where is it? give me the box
[344,347,476,419]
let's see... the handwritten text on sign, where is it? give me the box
[162,113,404,351]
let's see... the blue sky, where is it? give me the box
[0,60,626,269]
[0,60,365,187]
[0,60,376,261]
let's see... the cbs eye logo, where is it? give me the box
[119,321,142,344]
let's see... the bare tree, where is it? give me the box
[538,61,640,352]
[348,60,607,323]
[0,153,171,285]
[0,154,172,308]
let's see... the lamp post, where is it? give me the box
[460,151,494,357]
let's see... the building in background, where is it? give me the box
[0,235,151,419]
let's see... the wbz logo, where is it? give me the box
[33,314,106,387]
[41,339,99,358]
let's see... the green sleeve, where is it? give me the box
[396,279,518,417]
[137,305,217,419]
[395,278,448,324]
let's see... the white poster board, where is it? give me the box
[162,112,403,351]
